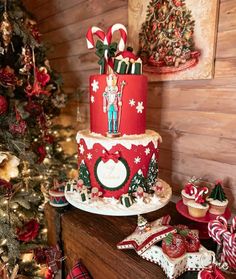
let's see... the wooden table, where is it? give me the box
[45,202,235,279]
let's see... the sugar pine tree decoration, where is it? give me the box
[146,154,158,191]
[79,160,91,188]
[128,169,147,194]
[139,0,200,72]
[209,181,227,202]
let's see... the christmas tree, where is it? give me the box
[0,0,77,277]
[79,160,91,188]
[139,0,200,72]
[146,154,158,191]
[209,181,227,202]
[128,169,147,194]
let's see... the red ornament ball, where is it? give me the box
[0,95,8,115]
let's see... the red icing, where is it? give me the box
[90,74,147,136]
[77,139,159,199]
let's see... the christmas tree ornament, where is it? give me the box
[0,5,13,51]
[24,18,41,43]
[0,152,20,182]
[49,179,68,207]
[19,45,33,75]
[0,66,17,87]
[0,95,8,115]
[16,219,40,242]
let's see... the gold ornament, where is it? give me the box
[0,12,12,50]
[22,161,30,191]
[0,152,20,181]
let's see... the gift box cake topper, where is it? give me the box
[86,23,142,75]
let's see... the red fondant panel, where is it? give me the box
[77,139,159,199]
[90,74,147,136]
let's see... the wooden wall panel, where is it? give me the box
[23,0,236,209]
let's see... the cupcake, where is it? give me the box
[181,182,197,205]
[187,187,209,218]
[208,180,228,215]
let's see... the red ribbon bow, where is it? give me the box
[184,183,195,195]
[199,265,225,279]
[101,150,120,163]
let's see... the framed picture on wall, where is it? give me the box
[128,0,219,81]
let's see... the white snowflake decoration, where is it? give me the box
[87,153,92,160]
[91,95,95,103]
[129,99,135,107]
[136,102,144,113]
[79,144,85,154]
[134,156,141,164]
[145,148,150,155]
[91,79,99,92]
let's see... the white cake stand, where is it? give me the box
[65,179,172,216]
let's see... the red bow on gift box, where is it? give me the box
[198,264,225,279]
[101,150,120,163]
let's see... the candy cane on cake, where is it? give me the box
[208,216,236,270]
[195,187,208,203]
[86,26,106,49]
[106,23,127,52]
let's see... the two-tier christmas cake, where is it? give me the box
[65,23,172,216]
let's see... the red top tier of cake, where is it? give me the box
[90,74,147,136]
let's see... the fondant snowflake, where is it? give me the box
[134,156,141,164]
[87,153,92,160]
[145,148,150,155]
[79,144,85,154]
[91,79,99,92]
[91,95,95,103]
[129,99,135,107]
[136,102,144,113]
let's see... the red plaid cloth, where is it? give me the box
[66,261,92,279]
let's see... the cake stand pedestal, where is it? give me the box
[176,200,231,239]
[65,179,172,216]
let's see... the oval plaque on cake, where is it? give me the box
[94,157,130,191]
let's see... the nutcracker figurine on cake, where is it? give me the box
[103,73,123,136]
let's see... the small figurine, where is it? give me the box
[103,73,125,136]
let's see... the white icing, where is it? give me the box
[65,179,172,216]
[96,159,128,189]
[181,189,195,199]
[76,129,162,150]
[187,200,209,209]
[207,198,228,207]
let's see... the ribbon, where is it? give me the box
[198,264,225,279]
[184,183,197,196]
[101,150,120,163]
[95,40,117,74]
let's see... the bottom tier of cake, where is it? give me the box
[76,129,162,199]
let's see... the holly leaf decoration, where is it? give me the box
[164,233,173,245]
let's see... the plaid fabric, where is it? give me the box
[66,261,92,279]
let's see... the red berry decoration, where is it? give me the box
[0,95,8,115]
[184,233,200,252]
[162,233,186,258]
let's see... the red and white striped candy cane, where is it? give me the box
[208,216,236,269]
[106,23,127,52]
[86,26,106,49]
[195,186,208,203]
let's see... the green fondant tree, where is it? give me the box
[209,181,227,201]
[79,160,91,187]
[128,169,147,194]
[146,153,159,191]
